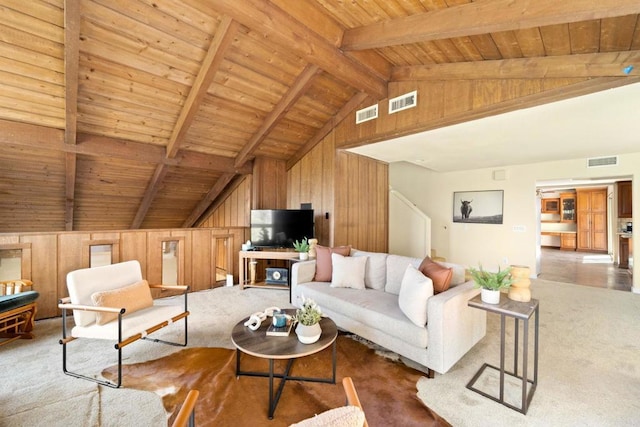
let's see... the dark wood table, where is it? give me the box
[466,294,539,414]
[231,310,338,419]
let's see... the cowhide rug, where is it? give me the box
[103,335,450,426]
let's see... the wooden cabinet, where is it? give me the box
[560,233,577,251]
[618,181,632,218]
[541,198,560,213]
[560,192,576,222]
[619,237,629,268]
[576,188,608,252]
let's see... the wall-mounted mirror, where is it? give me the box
[0,249,22,281]
[90,244,112,268]
[162,240,179,285]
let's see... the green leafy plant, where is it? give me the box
[295,296,322,326]
[292,237,309,253]
[469,265,514,291]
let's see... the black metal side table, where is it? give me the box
[466,294,539,414]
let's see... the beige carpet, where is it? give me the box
[1,281,639,426]
[416,279,640,426]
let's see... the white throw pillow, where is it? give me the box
[398,265,434,327]
[331,253,367,289]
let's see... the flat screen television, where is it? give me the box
[250,209,314,248]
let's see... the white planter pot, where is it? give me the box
[295,322,321,344]
[299,252,309,260]
[481,288,501,304]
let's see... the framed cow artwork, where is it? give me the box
[453,190,504,224]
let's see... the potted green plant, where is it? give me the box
[469,265,514,304]
[294,296,322,344]
[293,237,310,260]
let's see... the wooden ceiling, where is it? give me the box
[1,0,639,232]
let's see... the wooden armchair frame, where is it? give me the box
[171,389,200,427]
[343,377,368,427]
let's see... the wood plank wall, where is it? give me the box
[0,227,244,319]
[252,157,287,210]
[334,150,388,252]
[287,132,336,247]
[334,78,593,150]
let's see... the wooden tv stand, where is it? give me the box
[239,250,299,290]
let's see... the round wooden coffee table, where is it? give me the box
[231,309,338,419]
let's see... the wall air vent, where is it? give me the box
[587,156,618,168]
[355,104,378,124]
[389,90,417,114]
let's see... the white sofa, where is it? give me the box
[291,250,486,375]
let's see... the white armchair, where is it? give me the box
[58,260,189,388]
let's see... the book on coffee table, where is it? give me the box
[266,321,294,337]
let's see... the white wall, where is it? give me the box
[389,152,640,291]
[389,189,431,258]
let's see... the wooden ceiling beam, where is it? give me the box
[235,64,322,168]
[392,51,640,80]
[64,0,80,231]
[193,0,388,99]
[75,135,252,173]
[131,164,168,229]
[0,120,63,145]
[182,173,236,228]
[0,123,251,174]
[342,0,640,51]
[165,16,239,159]
[286,92,370,170]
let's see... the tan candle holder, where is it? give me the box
[508,265,531,302]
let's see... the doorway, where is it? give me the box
[536,177,633,291]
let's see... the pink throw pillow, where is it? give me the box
[314,245,352,282]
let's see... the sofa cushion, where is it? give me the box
[0,291,39,312]
[331,253,367,290]
[350,250,387,290]
[314,245,352,282]
[418,256,453,294]
[384,254,423,295]
[296,283,428,348]
[91,279,153,325]
[399,265,434,327]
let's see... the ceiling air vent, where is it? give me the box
[587,156,618,168]
[355,104,378,124]
[389,90,417,114]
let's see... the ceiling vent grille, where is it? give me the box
[587,156,618,168]
[389,90,417,114]
[355,104,378,124]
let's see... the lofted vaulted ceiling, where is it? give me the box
[1,0,639,232]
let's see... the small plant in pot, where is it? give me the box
[469,265,514,304]
[293,237,310,260]
[294,296,323,344]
